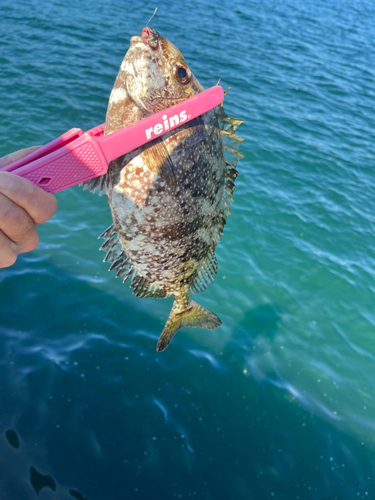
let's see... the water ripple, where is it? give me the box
[2,0,375,497]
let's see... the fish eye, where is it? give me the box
[177,67,187,78]
[172,63,191,85]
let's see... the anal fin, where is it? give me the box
[99,224,133,283]
[131,273,169,299]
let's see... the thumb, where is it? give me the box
[0,146,42,169]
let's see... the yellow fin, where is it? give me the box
[156,300,221,352]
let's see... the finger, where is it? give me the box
[0,229,18,268]
[0,193,39,253]
[0,172,57,224]
[0,146,42,169]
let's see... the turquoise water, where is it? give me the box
[1,0,375,498]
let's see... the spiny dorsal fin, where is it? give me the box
[224,176,236,196]
[210,99,244,249]
[211,180,237,248]
[218,116,244,134]
[217,208,227,236]
[191,246,218,294]
[214,93,244,135]
[223,183,235,205]
[225,161,239,183]
[221,196,231,218]
[223,144,245,167]
[220,130,244,151]
[214,101,226,120]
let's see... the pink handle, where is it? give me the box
[2,128,84,173]
[97,86,224,163]
[1,86,224,194]
[3,134,108,193]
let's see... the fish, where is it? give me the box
[83,27,244,351]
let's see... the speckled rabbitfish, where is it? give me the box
[84,27,244,351]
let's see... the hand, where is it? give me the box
[0,147,57,268]
[0,146,42,169]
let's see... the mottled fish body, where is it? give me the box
[84,27,244,351]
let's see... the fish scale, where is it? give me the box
[84,27,244,351]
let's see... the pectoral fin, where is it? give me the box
[141,138,177,186]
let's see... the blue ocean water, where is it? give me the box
[1,0,375,498]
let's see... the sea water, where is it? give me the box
[1,0,375,498]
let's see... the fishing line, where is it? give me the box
[146,8,158,27]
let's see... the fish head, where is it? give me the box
[123,27,204,114]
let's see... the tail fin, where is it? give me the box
[156,300,222,352]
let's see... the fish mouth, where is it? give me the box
[140,27,160,50]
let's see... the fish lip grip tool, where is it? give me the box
[0,86,224,194]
